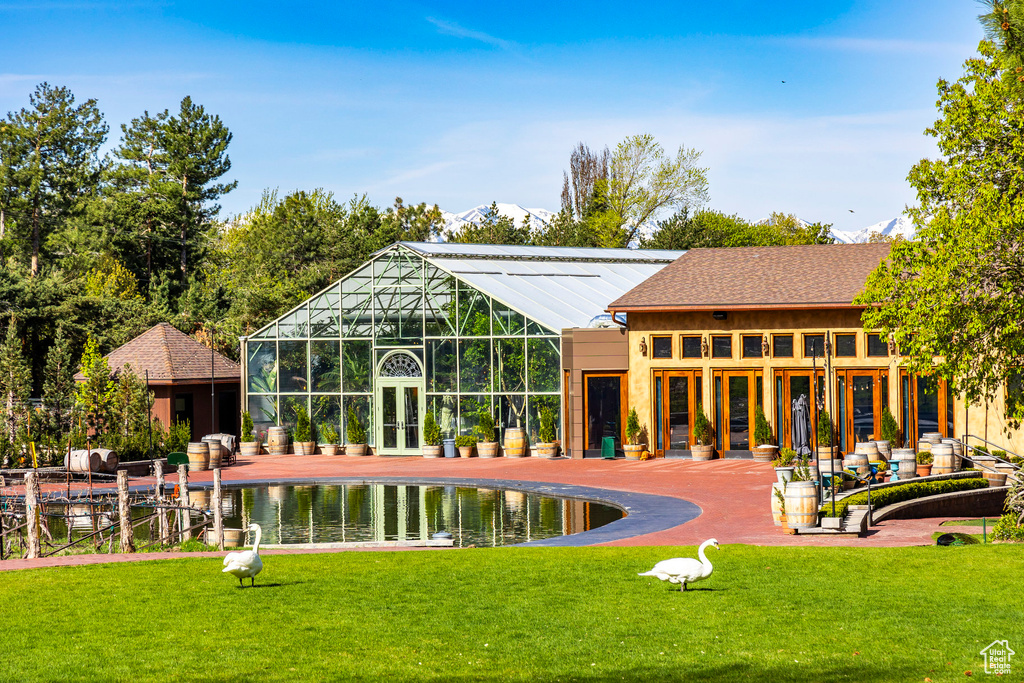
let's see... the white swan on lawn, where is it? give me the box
[222,523,264,587]
[638,538,719,591]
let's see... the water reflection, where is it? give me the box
[221,484,624,547]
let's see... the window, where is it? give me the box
[773,335,793,358]
[742,335,762,359]
[652,335,672,359]
[834,334,856,357]
[867,333,889,357]
[711,335,732,359]
[803,334,825,358]
[681,335,702,359]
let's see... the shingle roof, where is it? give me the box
[75,323,240,383]
[607,243,892,312]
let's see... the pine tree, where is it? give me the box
[0,317,32,449]
[76,336,113,437]
[41,326,76,438]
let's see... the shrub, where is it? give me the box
[753,405,773,447]
[772,448,796,468]
[880,405,901,448]
[692,404,712,446]
[816,410,833,447]
[974,445,990,455]
[320,422,338,445]
[993,449,1007,460]
[241,411,255,443]
[167,419,190,453]
[820,475,988,517]
[475,408,496,443]
[625,408,641,446]
[346,405,366,444]
[992,513,1024,541]
[455,434,477,448]
[293,404,312,442]
[538,407,556,443]
[917,451,933,465]
[423,411,442,446]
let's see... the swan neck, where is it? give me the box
[252,526,262,554]
[698,541,712,568]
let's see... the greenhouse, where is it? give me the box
[241,242,683,455]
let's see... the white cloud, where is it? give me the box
[425,17,515,51]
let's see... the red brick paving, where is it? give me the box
[0,455,966,571]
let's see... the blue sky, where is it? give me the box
[0,1,984,232]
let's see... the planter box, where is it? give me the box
[752,445,777,463]
[458,446,475,458]
[917,464,933,477]
[422,445,443,458]
[691,445,715,461]
[294,441,315,456]
[239,441,261,458]
[347,443,369,457]
[623,444,644,460]
[477,442,500,458]
[320,444,340,456]
[534,443,558,458]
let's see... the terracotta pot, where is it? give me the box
[321,444,340,456]
[917,463,933,477]
[422,444,443,458]
[623,444,644,460]
[691,444,715,461]
[458,446,475,458]
[294,441,315,456]
[347,443,368,457]
[477,441,500,458]
[239,441,261,458]
[752,445,777,463]
[534,442,558,458]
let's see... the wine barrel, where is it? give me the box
[873,440,891,461]
[65,449,101,472]
[891,448,917,480]
[187,442,210,471]
[854,442,879,459]
[844,452,871,477]
[917,440,932,453]
[923,432,943,445]
[202,436,224,468]
[93,448,119,473]
[783,481,819,529]
[267,426,289,456]
[770,482,785,527]
[503,427,527,458]
[931,443,956,474]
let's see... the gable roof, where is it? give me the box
[75,323,240,384]
[607,243,891,313]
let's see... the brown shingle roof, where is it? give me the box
[74,323,240,383]
[607,243,891,312]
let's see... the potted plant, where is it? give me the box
[239,411,261,457]
[346,405,368,456]
[475,408,499,458]
[880,405,901,449]
[752,405,777,462]
[916,451,933,477]
[319,422,341,456]
[455,434,476,458]
[293,404,316,455]
[773,447,796,483]
[816,409,840,469]
[623,408,644,460]
[691,403,715,461]
[534,406,559,458]
[422,411,443,458]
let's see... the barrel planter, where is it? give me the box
[996,462,1018,481]
[983,470,1008,487]
[691,444,715,461]
[347,443,368,457]
[187,442,210,471]
[222,528,244,548]
[931,444,956,475]
[623,444,644,460]
[770,482,786,527]
[294,441,315,456]
[844,452,870,478]
[65,449,101,473]
[477,441,500,458]
[239,441,261,458]
[190,489,210,509]
[873,440,891,460]
[752,445,777,463]
[890,448,917,481]
[973,455,997,473]
[854,442,879,461]
[816,458,844,476]
[321,444,340,456]
[783,481,820,529]
[267,427,289,456]
[422,445,443,458]
[503,427,527,458]
[202,436,224,468]
[92,448,119,473]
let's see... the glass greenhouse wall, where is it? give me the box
[242,244,562,453]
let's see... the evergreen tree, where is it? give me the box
[0,317,32,449]
[41,326,76,438]
[75,336,113,436]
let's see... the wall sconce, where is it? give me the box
[701,335,709,358]
[639,336,648,356]
[761,334,770,356]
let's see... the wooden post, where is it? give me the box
[117,471,134,553]
[154,460,168,545]
[177,464,190,542]
[213,468,224,551]
[25,472,41,559]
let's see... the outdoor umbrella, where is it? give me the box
[792,394,812,456]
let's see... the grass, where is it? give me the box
[1,545,1022,682]
[940,518,1000,526]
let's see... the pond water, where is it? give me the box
[207,483,625,548]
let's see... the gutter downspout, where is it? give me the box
[610,311,627,329]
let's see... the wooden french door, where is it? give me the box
[835,368,888,453]
[652,369,703,457]
[712,370,763,454]
[899,370,955,448]
[773,369,824,454]
[583,372,627,457]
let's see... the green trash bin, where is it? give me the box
[601,437,616,459]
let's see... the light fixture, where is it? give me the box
[712,311,727,321]
[639,336,648,356]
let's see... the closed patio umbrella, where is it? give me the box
[792,394,812,456]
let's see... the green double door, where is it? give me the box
[376,378,424,455]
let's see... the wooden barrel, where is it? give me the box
[891,448,917,480]
[503,427,527,458]
[917,440,932,453]
[267,426,289,456]
[923,432,943,445]
[65,449,101,472]
[202,436,224,468]
[931,444,955,474]
[187,442,210,471]
[844,452,870,477]
[783,481,819,529]
[983,470,1008,486]
[190,489,210,509]
[770,482,785,526]
[854,442,879,459]
[93,448,119,473]
[873,440,891,462]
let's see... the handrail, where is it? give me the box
[962,434,1022,463]
[960,435,1021,472]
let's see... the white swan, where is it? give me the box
[222,523,264,587]
[638,538,719,591]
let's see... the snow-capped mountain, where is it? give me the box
[830,216,916,244]
[439,203,555,236]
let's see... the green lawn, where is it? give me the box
[1,545,1021,682]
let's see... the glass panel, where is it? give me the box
[916,377,939,436]
[250,323,277,339]
[458,283,490,336]
[459,395,486,436]
[498,394,526,439]
[668,376,690,450]
[714,376,723,450]
[494,338,526,393]
[528,395,560,445]
[437,394,458,437]
[277,307,309,339]
[867,334,888,357]
[946,382,955,437]
[248,394,278,434]
[374,287,423,344]
[247,341,277,393]
[655,376,664,450]
[382,387,398,449]
[492,300,526,336]
[459,339,491,392]
[728,375,750,450]
[836,376,846,450]
[343,395,372,445]
[712,336,732,359]
[835,334,856,357]
[852,376,875,443]
[279,341,308,392]
[681,336,701,359]
[902,375,912,446]
[742,336,762,359]
[309,287,340,337]
[586,377,621,450]
[425,339,456,393]
[775,376,784,448]
[424,267,457,337]
[310,340,341,392]
[527,338,559,392]
[281,395,307,431]
[404,386,420,449]
[341,265,373,337]
[652,336,672,359]
[342,341,371,392]
[756,375,763,409]
[773,335,793,358]
[527,320,556,336]
[790,376,812,454]
[312,395,342,441]
[804,334,825,358]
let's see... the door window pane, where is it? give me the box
[789,376,812,455]
[867,334,889,357]
[652,336,672,358]
[655,376,664,450]
[310,340,340,392]
[342,340,371,393]
[728,375,750,450]
[803,334,825,358]
[247,342,277,394]
[681,336,702,358]
[712,336,732,359]
[835,334,856,357]
[742,335,762,359]
[669,376,690,450]
[586,376,622,450]
[382,387,398,449]
[852,376,875,443]
[459,340,491,392]
[773,335,793,358]
[404,386,420,449]
[916,377,939,435]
